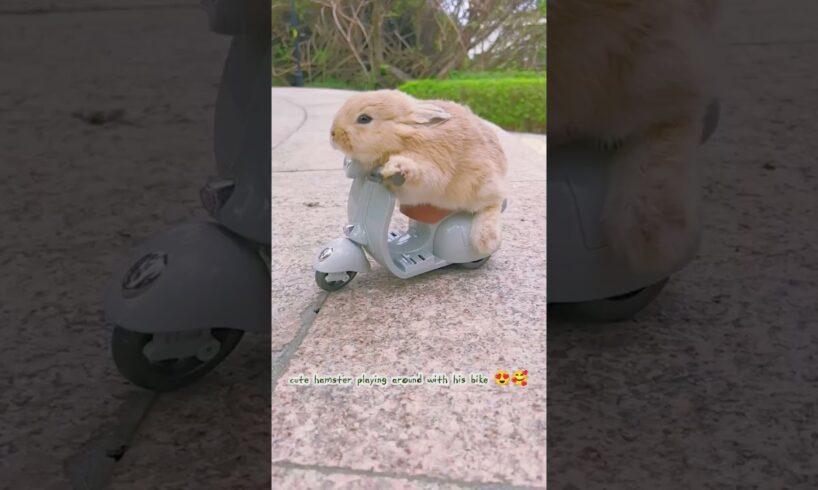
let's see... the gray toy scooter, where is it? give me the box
[104,0,270,391]
[314,157,507,290]
[548,99,721,321]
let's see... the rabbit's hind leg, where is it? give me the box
[603,118,703,276]
[470,202,504,255]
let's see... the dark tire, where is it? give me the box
[111,326,244,392]
[457,256,491,270]
[315,271,356,291]
[557,278,669,322]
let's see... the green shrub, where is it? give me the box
[398,78,546,133]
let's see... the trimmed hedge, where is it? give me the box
[446,70,546,80]
[398,77,546,133]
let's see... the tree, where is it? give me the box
[272,0,546,87]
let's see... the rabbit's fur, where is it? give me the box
[331,89,508,254]
[549,0,723,275]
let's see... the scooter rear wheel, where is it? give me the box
[315,271,357,291]
[553,278,669,322]
[457,256,491,270]
[111,326,244,392]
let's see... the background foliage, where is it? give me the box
[273,0,545,87]
[272,0,546,133]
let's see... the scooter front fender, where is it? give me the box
[314,238,371,273]
[105,221,269,334]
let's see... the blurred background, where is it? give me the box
[272,0,546,133]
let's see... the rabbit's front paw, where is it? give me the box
[604,188,700,276]
[382,156,419,184]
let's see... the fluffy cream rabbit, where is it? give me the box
[549,0,723,275]
[330,89,508,255]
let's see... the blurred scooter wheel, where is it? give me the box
[315,271,357,291]
[111,326,244,392]
[456,256,491,270]
[551,278,670,322]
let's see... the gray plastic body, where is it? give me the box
[548,99,720,303]
[105,3,271,334]
[105,222,270,334]
[547,144,698,303]
[201,0,264,36]
[314,158,493,278]
[208,20,271,244]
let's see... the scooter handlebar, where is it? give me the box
[369,167,405,187]
[343,157,405,186]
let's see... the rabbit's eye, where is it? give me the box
[356,114,372,124]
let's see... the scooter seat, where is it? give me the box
[400,199,509,224]
[399,204,452,224]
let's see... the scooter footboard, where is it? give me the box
[105,221,270,334]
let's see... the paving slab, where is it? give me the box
[106,336,271,489]
[272,96,307,150]
[271,88,547,488]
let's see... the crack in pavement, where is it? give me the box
[272,461,545,490]
[272,97,308,152]
[272,291,330,389]
[65,391,159,490]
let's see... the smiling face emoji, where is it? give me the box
[511,369,528,387]
[495,370,510,386]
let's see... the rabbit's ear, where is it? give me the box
[406,102,451,127]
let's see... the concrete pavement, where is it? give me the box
[271,87,548,488]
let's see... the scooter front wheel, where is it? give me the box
[315,271,357,291]
[111,326,244,392]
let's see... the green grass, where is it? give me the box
[398,77,546,133]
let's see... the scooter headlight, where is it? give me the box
[318,247,333,262]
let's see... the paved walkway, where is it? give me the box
[270,87,547,488]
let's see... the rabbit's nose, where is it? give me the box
[330,129,336,138]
